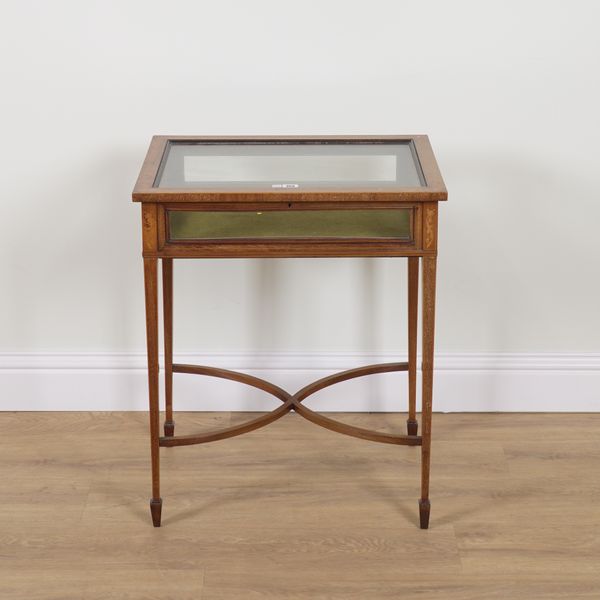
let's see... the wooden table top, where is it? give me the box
[132,135,447,204]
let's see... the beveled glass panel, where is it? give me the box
[156,142,423,189]
[168,209,412,240]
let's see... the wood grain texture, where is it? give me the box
[144,239,428,259]
[407,256,419,435]
[1,412,599,599]
[164,362,419,447]
[422,202,438,252]
[420,255,437,527]
[162,258,174,437]
[143,258,161,517]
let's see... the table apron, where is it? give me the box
[140,202,438,258]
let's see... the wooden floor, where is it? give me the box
[1,412,599,599]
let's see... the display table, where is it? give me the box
[132,135,447,528]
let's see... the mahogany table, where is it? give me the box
[132,135,447,528]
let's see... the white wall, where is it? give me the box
[1,1,599,410]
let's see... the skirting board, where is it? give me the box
[1,352,599,412]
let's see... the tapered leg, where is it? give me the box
[162,258,174,437]
[419,256,436,529]
[407,257,419,436]
[144,258,162,527]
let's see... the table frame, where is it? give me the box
[133,135,447,529]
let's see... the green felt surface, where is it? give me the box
[169,209,411,240]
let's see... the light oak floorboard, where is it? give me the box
[0,412,599,598]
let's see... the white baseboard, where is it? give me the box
[1,352,599,412]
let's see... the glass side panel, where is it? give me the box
[156,142,423,189]
[168,209,412,240]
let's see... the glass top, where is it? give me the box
[155,141,424,190]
